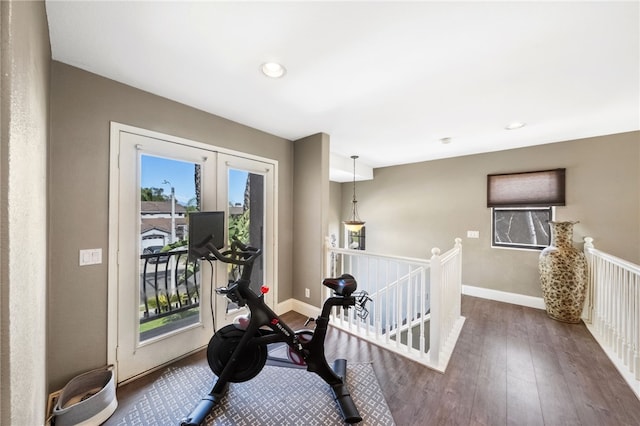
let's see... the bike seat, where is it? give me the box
[322,274,357,297]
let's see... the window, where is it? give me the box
[492,207,552,250]
[487,168,565,251]
[345,227,366,250]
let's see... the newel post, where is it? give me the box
[429,247,442,367]
[454,238,463,318]
[584,236,594,250]
[583,237,594,323]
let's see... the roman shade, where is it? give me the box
[487,168,566,207]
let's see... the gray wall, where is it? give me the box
[292,133,330,306]
[339,131,640,298]
[0,1,50,424]
[329,181,343,247]
[48,62,294,391]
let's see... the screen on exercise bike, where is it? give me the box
[188,211,225,261]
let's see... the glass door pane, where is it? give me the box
[228,169,265,295]
[139,155,201,341]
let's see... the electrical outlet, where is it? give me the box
[467,230,480,238]
[305,288,310,298]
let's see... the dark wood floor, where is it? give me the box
[106,296,640,425]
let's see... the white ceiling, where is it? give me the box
[45,1,639,181]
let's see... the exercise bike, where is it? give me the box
[181,236,372,426]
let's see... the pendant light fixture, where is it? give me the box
[344,155,365,232]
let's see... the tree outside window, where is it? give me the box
[492,207,552,250]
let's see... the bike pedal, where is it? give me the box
[303,317,315,327]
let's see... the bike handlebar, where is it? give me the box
[193,234,262,266]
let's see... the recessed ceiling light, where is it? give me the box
[439,137,452,144]
[505,121,526,130]
[260,62,286,78]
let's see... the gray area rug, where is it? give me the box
[115,363,395,425]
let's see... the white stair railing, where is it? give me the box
[583,237,640,399]
[325,238,465,372]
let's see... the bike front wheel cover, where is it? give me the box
[207,325,267,383]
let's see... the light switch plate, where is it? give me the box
[80,248,102,266]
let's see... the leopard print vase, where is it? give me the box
[539,221,588,323]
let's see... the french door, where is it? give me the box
[109,125,276,383]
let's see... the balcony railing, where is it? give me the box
[139,249,200,340]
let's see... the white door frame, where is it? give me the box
[108,122,278,383]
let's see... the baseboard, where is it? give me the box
[275,298,321,318]
[462,285,546,310]
[280,286,545,318]
[274,298,294,315]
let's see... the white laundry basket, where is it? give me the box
[52,365,117,426]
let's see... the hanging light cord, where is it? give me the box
[344,155,364,231]
[351,155,358,210]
